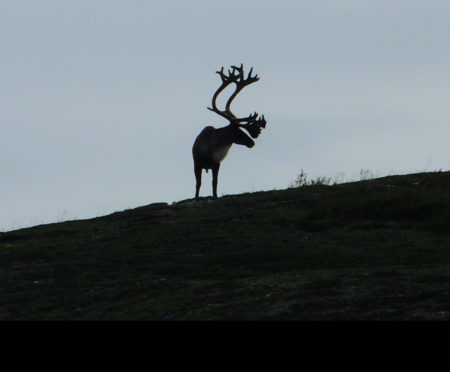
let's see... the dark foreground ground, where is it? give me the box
[1,171,449,320]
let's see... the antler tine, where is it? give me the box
[261,114,266,128]
[247,67,255,80]
[230,64,244,80]
[216,67,228,83]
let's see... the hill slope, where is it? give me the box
[1,171,450,320]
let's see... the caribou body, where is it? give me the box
[192,64,267,199]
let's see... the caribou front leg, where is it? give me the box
[212,163,220,199]
[194,163,202,199]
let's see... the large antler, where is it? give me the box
[208,64,265,127]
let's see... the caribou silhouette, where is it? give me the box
[192,64,267,199]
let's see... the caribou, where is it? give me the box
[192,64,267,199]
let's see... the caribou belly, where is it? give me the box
[211,144,232,163]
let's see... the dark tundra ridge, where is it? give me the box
[1,171,449,320]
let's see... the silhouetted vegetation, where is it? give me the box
[1,171,449,320]
[289,169,333,187]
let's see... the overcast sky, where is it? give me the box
[1,0,449,231]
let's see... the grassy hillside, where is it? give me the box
[1,171,449,320]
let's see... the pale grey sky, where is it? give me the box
[1,0,449,231]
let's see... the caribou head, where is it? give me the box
[192,64,267,199]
